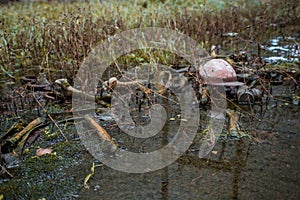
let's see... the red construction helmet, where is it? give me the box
[199,59,244,86]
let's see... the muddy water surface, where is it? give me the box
[76,85,299,200]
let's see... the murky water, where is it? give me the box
[75,85,299,200]
[265,36,299,63]
[217,33,299,65]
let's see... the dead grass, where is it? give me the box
[0,0,298,80]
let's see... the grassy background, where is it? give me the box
[0,0,299,80]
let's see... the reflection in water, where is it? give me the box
[161,114,169,200]
[79,84,299,199]
[161,167,169,200]
[179,139,252,200]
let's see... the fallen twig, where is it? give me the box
[227,110,239,130]
[83,114,118,148]
[55,79,108,106]
[1,165,13,178]
[7,117,44,145]
[83,162,104,189]
[32,93,68,141]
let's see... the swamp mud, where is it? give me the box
[0,0,299,199]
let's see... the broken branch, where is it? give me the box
[7,117,44,144]
[83,114,118,148]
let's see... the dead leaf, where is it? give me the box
[212,151,218,155]
[36,148,52,156]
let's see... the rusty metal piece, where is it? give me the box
[237,85,262,104]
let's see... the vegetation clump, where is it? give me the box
[0,0,298,80]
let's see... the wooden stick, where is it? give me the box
[55,79,109,106]
[7,117,43,144]
[83,114,118,148]
[55,78,95,100]
[227,110,239,130]
[1,165,13,177]
[32,93,68,141]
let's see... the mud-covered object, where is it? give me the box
[199,59,244,86]
[237,85,262,104]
